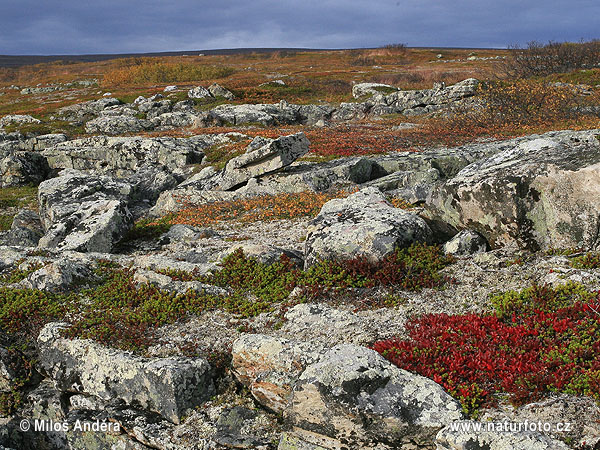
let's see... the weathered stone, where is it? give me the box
[38,322,215,424]
[0,114,41,128]
[0,151,50,187]
[232,334,325,413]
[188,86,212,99]
[217,132,310,190]
[18,258,94,291]
[352,82,398,98]
[57,97,121,121]
[37,169,133,253]
[428,130,600,250]
[42,135,205,176]
[288,344,463,448]
[304,187,432,268]
[208,83,235,100]
[1,209,44,247]
[443,230,488,256]
[85,116,154,135]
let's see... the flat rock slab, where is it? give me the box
[38,323,215,424]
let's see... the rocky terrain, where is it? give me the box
[0,49,600,450]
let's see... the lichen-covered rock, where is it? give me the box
[37,169,133,253]
[0,209,44,247]
[188,86,212,99]
[435,421,570,449]
[352,82,398,98]
[85,115,154,135]
[216,132,310,190]
[38,322,215,424]
[443,230,488,256]
[231,334,325,413]
[0,114,41,128]
[41,135,213,176]
[428,130,600,250]
[0,151,50,187]
[208,83,235,100]
[288,344,463,448]
[18,258,94,291]
[304,187,432,268]
[57,97,121,121]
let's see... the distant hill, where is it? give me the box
[0,48,330,68]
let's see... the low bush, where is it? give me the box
[502,40,600,79]
[170,191,351,227]
[103,62,236,86]
[373,282,600,417]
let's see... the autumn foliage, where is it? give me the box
[373,283,600,416]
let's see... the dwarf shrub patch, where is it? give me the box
[372,282,600,417]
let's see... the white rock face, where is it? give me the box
[304,187,432,268]
[38,323,215,424]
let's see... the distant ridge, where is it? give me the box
[0,46,504,68]
[0,48,330,68]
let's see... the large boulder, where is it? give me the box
[42,135,205,176]
[1,209,44,247]
[352,82,398,98]
[428,130,600,250]
[38,322,215,424]
[37,169,133,253]
[304,187,432,268]
[287,344,463,448]
[0,151,50,187]
[216,132,310,190]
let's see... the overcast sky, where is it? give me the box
[1,0,599,55]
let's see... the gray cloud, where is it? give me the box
[0,0,598,54]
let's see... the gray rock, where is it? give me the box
[18,258,93,291]
[443,230,488,256]
[217,132,310,190]
[288,344,463,448]
[1,209,44,247]
[84,115,155,135]
[435,421,570,449]
[42,135,205,176]
[331,102,369,121]
[37,169,133,253]
[38,322,215,424]
[0,114,41,128]
[208,83,235,100]
[304,187,432,268]
[57,97,121,121]
[151,111,202,129]
[352,82,398,98]
[164,85,178,92]
[232,334,325,413]
[428,130,600,250]
[188,86,212,99]
[0,151,50,187]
